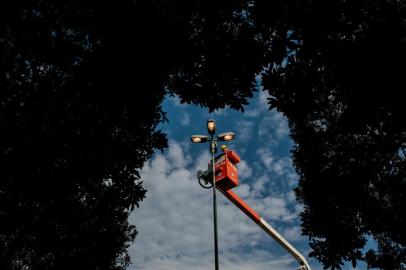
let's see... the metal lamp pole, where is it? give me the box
[191,120,236,270]
[210,137,219,270]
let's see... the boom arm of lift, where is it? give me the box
[218,189,311,270]
[197,152,311,270]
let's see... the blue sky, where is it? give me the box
[127,91,363,270]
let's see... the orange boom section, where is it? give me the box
[221,189,261,223]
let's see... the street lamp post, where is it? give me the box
[193,121,311,270]
[191,119,235,270]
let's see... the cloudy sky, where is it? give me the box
[127,91,362,270]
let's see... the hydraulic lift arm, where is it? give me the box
[197,147,311,270]
[219,189,311,270]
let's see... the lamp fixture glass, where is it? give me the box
[191,135,209,143]
[218,132,235,141]
[207,119,216,135]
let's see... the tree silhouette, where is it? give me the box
[0,1,169,268]
[260,0,406,269]
[0,1,259,269]
[1,0,405,269]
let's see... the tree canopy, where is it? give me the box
[1,0,405,269]
[0,1,259,269]
[261,1,406,269]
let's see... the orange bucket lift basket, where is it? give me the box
[213,150,241,191]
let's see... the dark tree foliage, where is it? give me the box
[260,0,406,269]
[1,0,405,269]
[0,1,261,269]
[0,1,169,269]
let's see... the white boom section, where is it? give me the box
[258,217,312,270]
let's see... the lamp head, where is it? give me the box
[207,119,216,135]
[191,135,209,143]
[218,132,235,141]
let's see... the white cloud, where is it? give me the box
[166,140,190,169]
[235,120,254,142]
[211,108,230,117]
[256,148,274,168]
[234,183,251,199]
[286,190,296,202]
[243,90,270,117]
[244,108,261,118]
[128,251,295,270]
[283,226,303,242]
[180,111,190,126]
[259,90,270,112]
[272,157,292,176]
[128,142,308,270]
[245,195,298,223]
[237,159,253,179]
[257,110,289,141]
[168,95,183,107]
[251,174,268,197]
[262,197,291,221]
[256,148,293,177]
